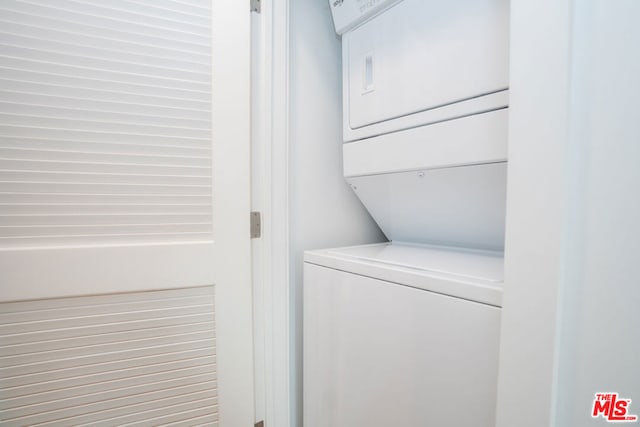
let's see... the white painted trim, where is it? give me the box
[255,0,292,426]
[210,1,255,425]
[495,1,572,426]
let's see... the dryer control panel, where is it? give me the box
[329,0,402,34]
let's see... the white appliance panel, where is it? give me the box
[324,243,503,282]
[303,262,501,427]
[346,162,508,251]
[305,242,504,306]
[344,0,509,139]
[343,108,508,177]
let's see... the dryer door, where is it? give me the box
[344,0,510,140]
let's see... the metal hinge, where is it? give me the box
[250,211,261,238]
[255,421,265,427]
[250,0,261,13]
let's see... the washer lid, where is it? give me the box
[304,242,504,306]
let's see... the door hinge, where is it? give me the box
[255,421,265,427]
[250,0,261,13]
[250,211,261,238]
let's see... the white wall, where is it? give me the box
[288,1,386,426]
[497,1,640,426]
[554,1,640,425]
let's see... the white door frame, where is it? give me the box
[252,0,293,426]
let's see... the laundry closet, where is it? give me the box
[0,0,637,425]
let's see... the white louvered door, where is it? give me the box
[0,1,254,426]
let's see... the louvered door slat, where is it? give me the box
[0,0,213,249]
[0,287,218,426]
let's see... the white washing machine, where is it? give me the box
[303,242,503,427]
[303,0,510,425]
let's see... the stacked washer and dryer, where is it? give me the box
[303,0,510,426]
